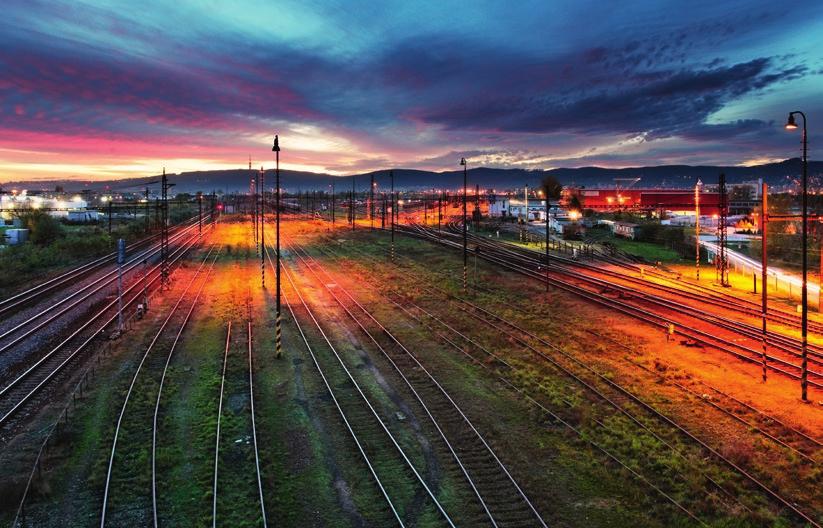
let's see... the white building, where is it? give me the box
[489,197,559,221]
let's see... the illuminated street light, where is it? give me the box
[785,110,809,401]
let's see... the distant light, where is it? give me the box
[72,195,82,203]
[569,210,581,220]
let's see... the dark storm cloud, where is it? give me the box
[410,52,806,137]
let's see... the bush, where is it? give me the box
[21,212,64,245]
[0,231,113,290]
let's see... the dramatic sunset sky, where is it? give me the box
[1,0,822,182]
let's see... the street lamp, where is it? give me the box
[272,134,282,359]
[460,157,468,293]
[785,110,808,401]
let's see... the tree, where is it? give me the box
[540,175,563,201]
[569,194,583,211]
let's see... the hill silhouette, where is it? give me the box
[2,158,820,194]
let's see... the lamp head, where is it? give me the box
[272,134,281,152]
[785,113,798,131]
[460,157,466,166]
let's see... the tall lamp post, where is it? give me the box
[272,135,282,359]
[785,111,808,401]
[695,179,701,280]
[390,170,395,261]
[544,193,550,292]
[460,157,468,293]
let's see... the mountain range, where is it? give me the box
[2,158,820,195]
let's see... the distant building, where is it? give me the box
[565,187,724,215]
[489,197,557,221]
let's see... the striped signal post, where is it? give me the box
[460,157,468,293]
[272,135,282,359]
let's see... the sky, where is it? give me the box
[1,0,822,182]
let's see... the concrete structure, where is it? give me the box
[67,210,101,222]
[3,228,29,245]
[489,197,559,221]
[613,221,640,239]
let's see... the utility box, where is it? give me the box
[4,228,29,245]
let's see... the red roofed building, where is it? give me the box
[565,188,723,215]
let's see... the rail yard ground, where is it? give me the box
[1,215,821,527]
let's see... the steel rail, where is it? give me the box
[247,320,268,528]
[211,321,231,528]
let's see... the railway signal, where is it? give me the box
[273,135,282,359]
[116,238,125,333]
[198,191,203,237]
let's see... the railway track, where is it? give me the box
[400,223,823,390]
[0,230,206,433]
[316,232,822,526]
[289,240,548,527]
[99,245,218,527]
[211,317,268,527]
[311,236,708,525]
[0,216,204,320]
[478,233,823,368]
[0,217,209,362]
[265,243,457,527]
[458,222,823,339]
[364,235,823,458]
